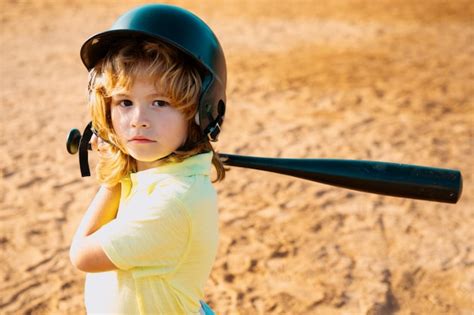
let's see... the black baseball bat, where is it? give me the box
[220,154,462,204]
[66,127,463,204]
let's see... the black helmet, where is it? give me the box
[80,3,226,141]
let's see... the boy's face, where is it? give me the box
[110,76,188,171]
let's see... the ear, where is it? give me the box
[194,112,200,126]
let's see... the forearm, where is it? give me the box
[70,184,120,272]
[73,184,121,239]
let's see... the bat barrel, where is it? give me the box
[220,154,462,204]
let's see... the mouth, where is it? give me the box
[129,136,156,144]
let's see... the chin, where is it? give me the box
[129,151,172,163]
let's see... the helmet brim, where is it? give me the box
[81,29,206,74]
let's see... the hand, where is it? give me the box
[89,134,111,158]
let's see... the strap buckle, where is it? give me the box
[207,122,221,141]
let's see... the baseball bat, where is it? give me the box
[66,127,463,203]
[220,154,462,204]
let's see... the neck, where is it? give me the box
[136,159,170,172]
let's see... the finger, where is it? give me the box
[89,134,99,151]
[97,138,109,152]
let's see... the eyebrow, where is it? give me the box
[111,93,129,98]
[111,93,169,99]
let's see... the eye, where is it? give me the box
[118,100,133,107]
[152,100,170,108]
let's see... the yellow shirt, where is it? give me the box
[84,153,219,315]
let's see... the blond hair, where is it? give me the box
[88,39,226,186]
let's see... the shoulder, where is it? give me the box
[150,174,216,201]
[149,174,216,211]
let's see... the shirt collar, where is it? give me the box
[119,152,213,198]
[126,152,212,184]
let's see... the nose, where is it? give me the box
[130,107,150,129]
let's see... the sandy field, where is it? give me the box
[1,0,473,314]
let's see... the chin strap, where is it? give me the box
[78,122,94,177]
[203,102,225,142]
[204,115,223,142]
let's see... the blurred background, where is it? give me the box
[1,0,473,314]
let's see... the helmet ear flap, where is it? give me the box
[198,74,225,141]
[218,100,226,117]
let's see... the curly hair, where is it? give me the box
[87,39,226,186]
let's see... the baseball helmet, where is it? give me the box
[80,3,226,141]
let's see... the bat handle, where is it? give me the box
[66,122,94,177]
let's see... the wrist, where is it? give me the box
[101,183,121,194]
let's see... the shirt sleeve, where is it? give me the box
[91,197,191,271]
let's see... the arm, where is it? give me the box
[70,184,121,273]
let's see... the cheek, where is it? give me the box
[168,112,188,143]
[111,108,127,136]
[178,120,189,143]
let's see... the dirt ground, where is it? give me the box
[1,0,473,314]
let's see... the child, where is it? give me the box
[69,4,226,315]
